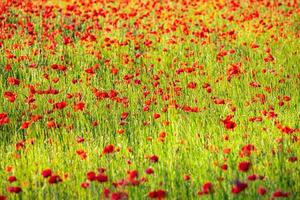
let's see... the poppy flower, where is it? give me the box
[220,164,228,171]
[288,156,297,162]
[145,167,154,174]
[3,91,17,102]
[7,77,20,86]
[16,140,25,150]
[47,121,57,128]
[76,137,85,143]
[76,149,87,160]
[41,169,52,178]
[0,195,6,200]
[221,115,237,130]
[97,173,108,183]
[87,171,97,181]
[117,129,125,134]
[283,96,291,101]
[227,63,242,81]
[240,144,256,157]
[153,113,161,119]
[264,54,274,62]
[148,189,167,199]
[238,161,251,172]
[272,190,289,198]
[111,191,128,200]
[231,181,248,194]
[0,113,10,126]
[74,102,85,111]
[7,176,17,183]
[31,115,42,122]
[249,81,260,87]
[80,182,90,189]
[20,121,31,129]
[108,90,118,98]
[121,112,129,120]
[257,186,267,196]
[48,175,62,184]
[103,144,115,154]
[103,188,110,198]
[198,182,214,195]
[247,174,257,181]
[223,148,231,154]
[214,99,225,105]
[53,101,67,110]
[127,170,138,182]
[187,82,197,89]
[251,43,259,49]
[7,186,22,193]
[148,155,159,163]
[6,166,13,173]
[4,64,11,71]
[183,175,190,181]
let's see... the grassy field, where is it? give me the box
[0,0,300,199]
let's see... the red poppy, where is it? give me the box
[251,43,259,49]
[87,171,97,181]
[80,182,90,189]
[272,190,289,198]
[121,112,129,120]
[214,99,225,105]
[41,169,52,178]
[153,113,161,119]
[97,173,108,183]
[127,170,138,182]
[149,155,159,163]
[198,182,214,195]
[257,186,267,196]
[288,156,298,162]
[148,189,167,199]
[240,144,256,157]
[231,181,248,194]
[48,175,62,184]
[221,115,237,130]
[76,149,87,160]
[227,63,242,81]
[103,144,115,154]
[7,77,20,86]
[183,175,190,181]
[111,191,128,200]
[76,137,85,143]
[145,167,154,174]
[187,82,197,89]
[20,121,31,129]
[4,64,11,71]
[7,186,22,193]
[16,140,25,150]
[74,102,85,111]
[238,161,251,172]
[0,113,10,126]
[3,91,17,102]
[53,101,67,110]
[47,121,57,128]
[7,176,17,183]
[249,81,260,87]
[0,195,6,200]
[247,174,257,181]
[220,163,227,171]
[103,188,110,198]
